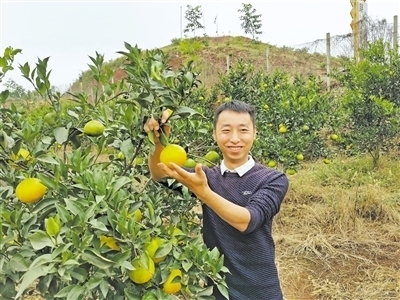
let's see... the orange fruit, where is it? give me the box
[159,144,187,166]
[286,169,296,175]
[145,237,167,263]
[15,178,47,203]
[163,269,182,294]
[183,158,197,168]
[83,120,105,137]
[129,254,155,284]
[267,160,277,168]
[204,150,220,163]
[100,235,120,251]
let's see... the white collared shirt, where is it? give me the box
[220,156,255,177]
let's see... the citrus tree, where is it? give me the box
[212,60,340,174]
[0,44,229,300]
[333,39,400,167]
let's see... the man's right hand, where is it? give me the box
[144,110,173,180]
[143,110,172,142]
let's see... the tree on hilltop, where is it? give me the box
[238,3,263,41]
[184,5,205,37]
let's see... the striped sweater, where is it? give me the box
[200,163,289,300]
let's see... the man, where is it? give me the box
[144,100,289,299]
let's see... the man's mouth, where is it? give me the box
[227,146,243,152]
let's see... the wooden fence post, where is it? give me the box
[326,32,331,91]
[394,15,398,51]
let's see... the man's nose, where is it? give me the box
[230,131,240,143]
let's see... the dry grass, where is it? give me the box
[276,154,400,300]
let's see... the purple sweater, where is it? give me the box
[200,163,289,300]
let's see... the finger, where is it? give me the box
[149,117,160,131]
[169,163,191,177]
[161,109,173,124]
[143,122,150,133]
[195,163,206,177]
[158,163,180,179]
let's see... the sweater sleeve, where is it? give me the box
[244,171,289,234]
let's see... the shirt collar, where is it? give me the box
[220,156,255,177]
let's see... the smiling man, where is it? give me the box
[145,100,289,300]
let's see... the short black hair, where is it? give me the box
[213,100,256,128]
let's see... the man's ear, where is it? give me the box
[212,130,216,141]
[253,128,257,140]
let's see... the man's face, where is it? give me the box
[213,110,256,169]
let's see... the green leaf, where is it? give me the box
[134,92,154,108]
[184,71,194,84]
[141,291,158,300]
[53,126,69,144]
[197,128,208,134]
[83,203,96,222]
[123,289,141,300]
[111,250,131,267]
[54,285,74,298]
[8,253,29,272]
[29,231,54,250]
[70,267,88,282]
[31,198,58,214]
[67,285,86,300]
[110,176,131,198]
[0,90,10,103]
[55,203,71,223]
[156,242,172,259]
[99,279,109,298]
[21,214,38,237]
[169,106,201,119]
[0,278,16,299]
[88,219,108,232]
[120,138,135,159]
[147,131,155,145]
[64,197,86,216]
[19,62,30,78]
[197,286,214,296]
[85,273,103,290]
[37,173,58,190]
[15,266,48,299]
[67,110,79,119]
[37,154,60,165]
[81,249,114,270]
[216,283,229,299]
[181,260,193,272]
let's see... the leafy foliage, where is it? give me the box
[0,44,228,300]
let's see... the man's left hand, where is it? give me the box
[158,162,209,198]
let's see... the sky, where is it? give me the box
[1,0,399,91]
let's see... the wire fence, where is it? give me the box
[288,16,399,58]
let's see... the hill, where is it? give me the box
[68,36,342,94]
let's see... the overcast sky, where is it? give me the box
[1,0,399,91]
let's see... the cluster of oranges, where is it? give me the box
[128,230,184,294]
